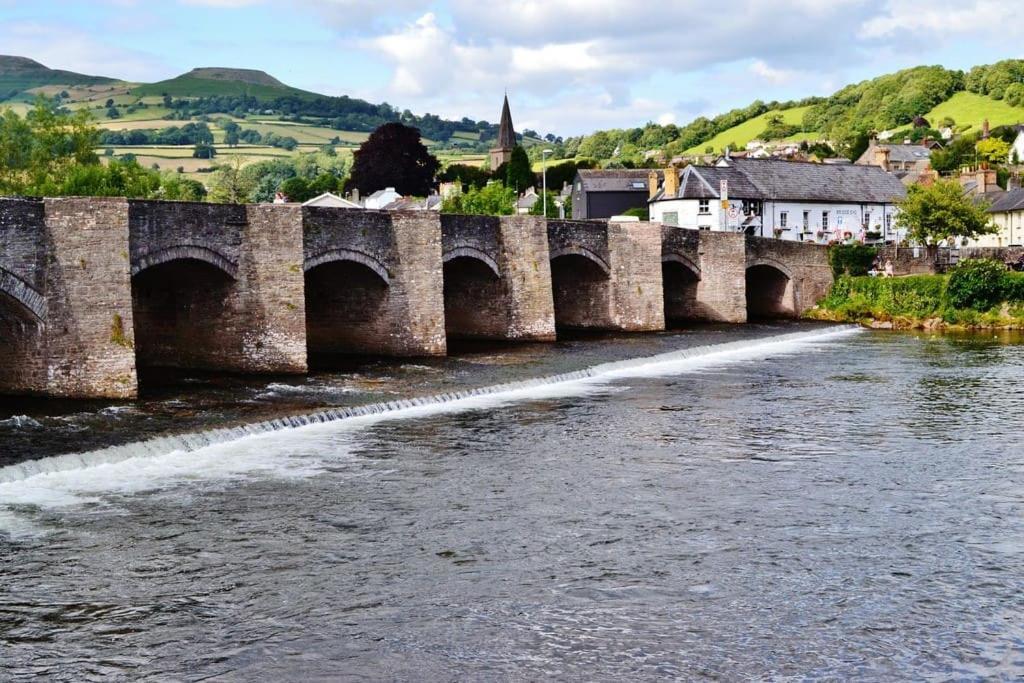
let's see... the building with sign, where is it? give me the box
[648,157,907,243]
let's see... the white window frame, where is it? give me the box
[821,211,830,231]
[698,199,710,215]
[779,211,788,229]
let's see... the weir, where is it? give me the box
[0,326,858,487]
[0,198,833,398]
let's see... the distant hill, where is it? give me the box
[0,56,116,100]
[133,67,316,100]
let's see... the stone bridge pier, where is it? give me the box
[547,219,664,332]
[0,198,138,398]
[744,236,832,319]
[441,214,555,342]
[303,208,446,358]
[129,200,307,374]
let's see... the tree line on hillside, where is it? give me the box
[564,60,1024,164]
[157,92,553,147]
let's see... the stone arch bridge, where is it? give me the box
[0,197,832,398]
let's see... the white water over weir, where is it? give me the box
[0,327,859,487]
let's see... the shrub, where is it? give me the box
[1005,272,1024,302]
[946,258,1007,310]
[828,244,878,277]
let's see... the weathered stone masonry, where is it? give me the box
[0,198,833,398]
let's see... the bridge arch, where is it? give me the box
[661,254,701,326]
[442,245,500,278]
[0,268,46,323]
[442,248,505,341]
[304,251,392,359]
[548,245,610,276]
[746,261,796,319]
[304,248,391,285]
[131,252,237,369]
[549,248,612,331]
[132,244,238,280]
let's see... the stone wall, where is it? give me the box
[696,231,748,323]
[41,198,138,398]
[606,220,665,331]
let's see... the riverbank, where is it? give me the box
[807,264,1024,330]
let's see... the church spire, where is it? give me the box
[490,94,518,171]
[497,94,516,150]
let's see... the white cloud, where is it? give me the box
[860,0,1024,40]
[749,60,799,85]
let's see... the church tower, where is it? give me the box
[489,94,517,171]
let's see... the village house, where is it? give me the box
[363,187,403,209]
[1009,125,1024,165]
[965,176,1024,248]
[571,169,663,219]
[856,139,935,180]
[649,157,906,244]
[515,187,540,215]
[302,192,362,209]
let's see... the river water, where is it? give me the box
[1,324,1023,681]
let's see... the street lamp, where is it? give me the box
[542,149,553,217]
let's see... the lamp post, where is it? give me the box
[542,149,553,217]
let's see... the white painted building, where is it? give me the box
[364,187,403,210]
[1010,128,1024,166]
[649,157,907,244]
[966,189,1024,247]
[302,192,362,209]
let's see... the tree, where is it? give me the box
[208,157,255,204]
[193,141,217,159]
[441,181,515,215]
[280,176,314,202]
[438,163,490,190]
[976,137,1011,164]
[346,122,439,196]
[504,145,535,193]
[895,180,997,245]
[528,190,559,218]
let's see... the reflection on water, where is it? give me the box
[1,324,1023,681]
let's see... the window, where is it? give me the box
[779,212,788,229]
[821,211,829,231]
[885,213,892,231]
[803,211,810,231]
[663,211,679,227]
[698,199,710,215]
[698,225,712,231]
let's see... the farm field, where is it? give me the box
[684,106,814,154]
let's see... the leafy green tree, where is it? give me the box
[208,157,256,204]
[224,129,240,147]
[504,145,535,193]
[895,180,997,245]
[192,141,217,159]
[438,163,490,190]
[528,190,559,218]
[346,122,439,196]
[280,176,314,202]
[976,137,1011,164]
[441,182,515,215]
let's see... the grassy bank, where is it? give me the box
[808,261,1024,330]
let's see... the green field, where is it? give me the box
[132,74,314,100]
[684,106,814,154]
[921,92,1024,132]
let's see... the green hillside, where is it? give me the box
[684,106,813,154]
[0,55,115,100]
[133,68,316,99]
[922,92,1024,132]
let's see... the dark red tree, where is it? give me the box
[346,123,440,197]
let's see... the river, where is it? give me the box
[1,324,1023,681]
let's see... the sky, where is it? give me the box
[1,0,1022,136]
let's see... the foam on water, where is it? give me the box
[0,326,859,536]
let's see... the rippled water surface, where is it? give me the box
[2,325,1023,681]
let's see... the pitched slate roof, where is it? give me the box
[989,189,1024,213]
[654,157,906,204]
[577,169,661,193]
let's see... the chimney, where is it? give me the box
[648,170,660,200]
[1008,173,1022,192]
[873,146,891,172]
[978,168,998,194]
[663,167,680,198]
[983,118,991,139]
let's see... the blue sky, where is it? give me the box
[1,0,1022,136]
